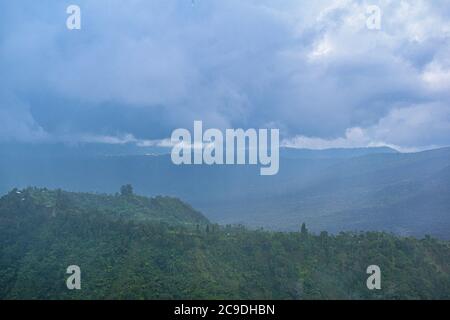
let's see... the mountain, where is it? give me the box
[280,146,398,159]
[205,147,450,238]
[0,188,449,299]
[0,144,449,238]
[0,187,208,226]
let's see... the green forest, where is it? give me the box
[0,187,449,299]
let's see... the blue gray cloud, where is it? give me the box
[1,0,450,150]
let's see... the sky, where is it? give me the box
[1,0,450,151]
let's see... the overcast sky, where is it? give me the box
[1,0,450,151]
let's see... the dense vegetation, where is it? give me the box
[0,188,449,299]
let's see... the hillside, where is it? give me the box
[205,147,450,238]
[0,188,449,299]
[0,145,449,238]
[0,187,208,226]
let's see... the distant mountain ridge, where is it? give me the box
[0,144,449,238]
[0,142,398,158]
[280,146,398,159]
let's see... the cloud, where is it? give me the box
[53,133,171,147]
[0,0,450,150]
[282,103,450,151]
[0,92,49,142]
[422,60,450,92]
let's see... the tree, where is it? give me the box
[301,223,308,238]
[120,184,134,197]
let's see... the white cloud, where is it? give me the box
[282,103,450,152]
[422,61,450,91]
[74,133,171,148]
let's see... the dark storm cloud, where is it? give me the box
[1,0,450,150]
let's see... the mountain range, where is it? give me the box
[0,143,449,238]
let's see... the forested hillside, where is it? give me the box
[0,188,449,299]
